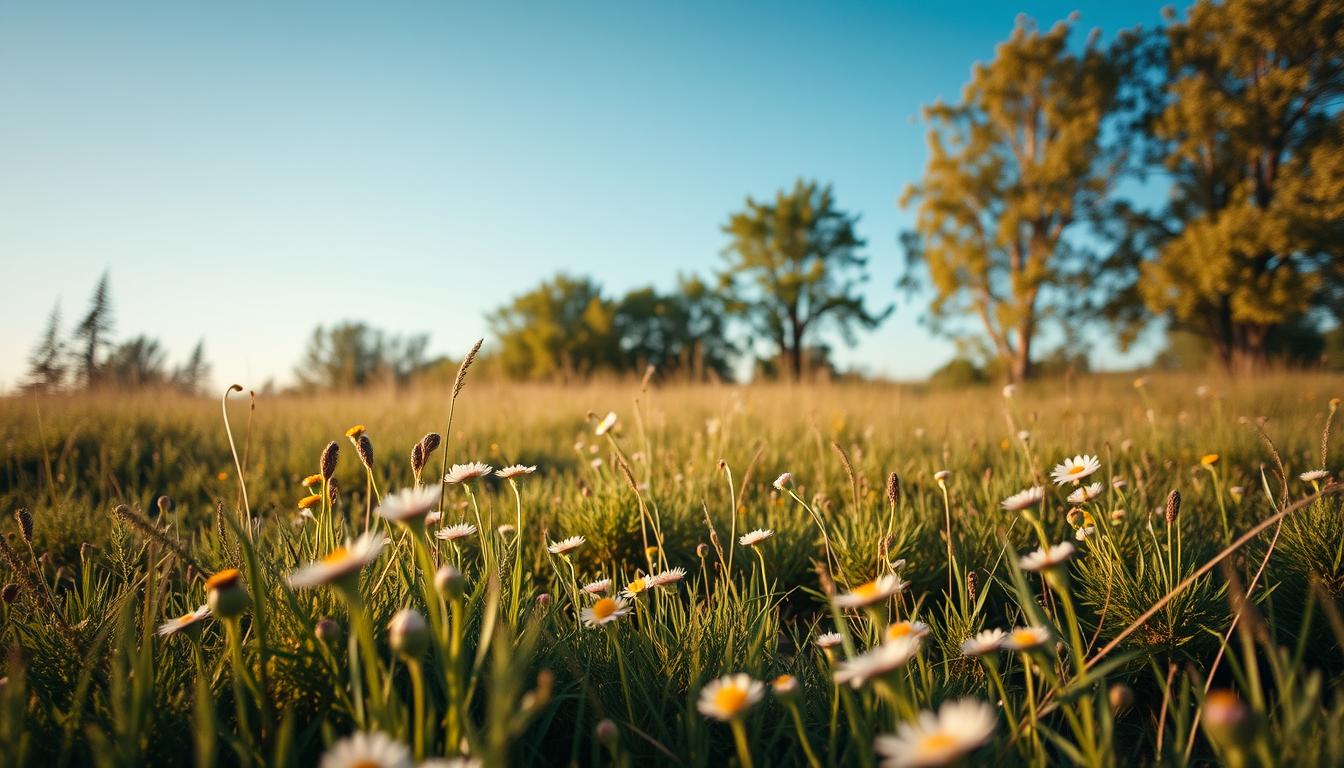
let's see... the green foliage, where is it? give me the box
[903,16,1131,382]
[720,179,890,381]
[295,322,429,391]
[1136,0,1344,371]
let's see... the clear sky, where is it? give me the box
[0,1,1171,391]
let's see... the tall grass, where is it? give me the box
[1,372,1342,766]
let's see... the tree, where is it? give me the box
[487,275,619,380]
[614,276,736,381]
[1135,0,1344,372]
[24,303,67,392]
[104,336,168,388]
[721,179,889,381]
[296,322,429,390]
[174,339,211,394]
[71,271,114,387]
[901,16,1131,382]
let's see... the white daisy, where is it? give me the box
[1000,486,1044,512]
[648,567,687,588]
[496,464,537,479]
[595,412,618,436]
[1300,469,1330,483]
[833,635,922,688]
[834,574,908,608]
[1017,430,1031,443]
[435,523,478,542]
[318,730,412,768]
[444,462,493,484]
[288,532,385,589]
[772,473,793,491]
[376,486,442,524]
[1075,526,1096,540]
[580,596,631,627]
[738,528,774,547]
[933,470,951,482]
[884,620,930,642]
[696,673,765,721]
[960,629,1006,657]
[1050,455,1101,485]
[548,535,586,555]
[1067,482,1104,504]
[874,698,996,768]
[1019,542,1076,572]
[157,605,210,637]
[815,632,844,649]
[581,578,612,595]
[1000,626,1052,652]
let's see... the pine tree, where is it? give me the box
[71,272,114,388]
[24,303,67,392]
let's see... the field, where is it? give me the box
[1,372,1343,767]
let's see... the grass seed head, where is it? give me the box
[1165,489,1181,524]
[14,509,32,544]
[320,441,339,480]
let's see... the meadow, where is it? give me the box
[1,369,1342,767]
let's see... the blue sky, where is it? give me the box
[0,1,1171,390]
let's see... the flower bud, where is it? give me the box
[388,609,430,660]
[315,618,342,645]
[14,508,32,545]
[1165,490,1181,525]
[696,543,709,559]
[536,593,552,608]
[320,441,340,480]
[156,496,174,515]
[1202,689,1254,748]
[771,674,799,700]
[595,719,619,748]
[885,472,901,506]
[205,569,249,619]
[435,565,464,597]
[356,435,375,471]
[1108,683,1134,714]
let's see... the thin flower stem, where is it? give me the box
[729,719,754,768]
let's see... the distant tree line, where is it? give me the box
[22,272,211,394]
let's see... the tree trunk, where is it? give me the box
[788,342,804,382]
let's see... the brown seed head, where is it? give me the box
[886,472,901,506]
[356,434,374,470]
[1165,489,1181,525]
[156,496,173,514]
[1,583,18,604]
[13,509,32,544]
[410,443,425,474]
[320,441,339,479]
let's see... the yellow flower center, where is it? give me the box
[1068,464,1086,475]
[321,547,350,564]
[627,578,646,594]
[774,674,793,687]
[852,581,879,599]
[177,612,196,624]
[712,684,748,716]
[1012,629,1040,646]
[886,622,914,639]
[919,731,957,753]
[591,598,617,621]
[205,569,241,590]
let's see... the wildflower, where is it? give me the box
[435,523,477,542]
[1111,477,1127,490]
[1067,482,1104,504]
[376,486,442,525]
[815,632,844,649]
[1133,377,1147,389]
[355,435,374,470]
[582,578,612,595]
[302,474,323,488]
[580,596,631,627]
[318,731,411,768]
[960,629,1006,657]
[496,464,537,479]
[885,620,930,642]
[738,528,773,547]
[1109,683,1134,714]
[886,472,901,505]
[772,673,799,698]
[205,569,249,619]
[298,494,323,510]
[345,424,366,439]
[835,574,908,608]
[497,523,516,536]
[288,532,385,590]
[1300,469,1330,483]
[772,473,793,491]
[1200,453,1220,467]
[595,412,618,436]
[697,674,765,721]
[1050,455,1100,485]
[1202,689,1254,748]
[589,458,603,469]
[314,618,342,644]
[1000,626,1052,652]
[1228,486,1245,502]
[1000,486,1043,511]
[444,462,493,484]
[1019,542,1075,572]
[388,608,430,659]
[933,469,951,483]
[834,635,922,688]
[1075,526,1096,540]
[648,567,687,588]
[548,535,585,555]
[1164,489,1181,524]
[1001,384,1015,399]
[621,577,649,599]
[157,605,210,638]
[320,441,340,480]
[874,698,996,768]
[435,565,464,596]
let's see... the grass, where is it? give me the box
[1,370,1343,767]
